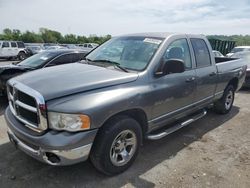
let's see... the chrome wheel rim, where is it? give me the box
[225,90,233,110]
[110,130,137,166]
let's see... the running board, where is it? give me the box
[147,109,207,140]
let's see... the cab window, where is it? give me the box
[163,39,192,69]
[190,38,211,68]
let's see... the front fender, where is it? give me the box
[46,83,152,129]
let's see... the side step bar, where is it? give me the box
[147,109,207,140]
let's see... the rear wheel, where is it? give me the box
[214,85,235,114]
[90,115,142,175]
[18,51,26,61]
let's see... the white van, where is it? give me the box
[0,41,28,60]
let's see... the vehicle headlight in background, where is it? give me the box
[48,112,90,132]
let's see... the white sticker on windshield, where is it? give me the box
[143,38,162,45]
[40,56,48,60]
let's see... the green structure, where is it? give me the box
[208,38,236,55]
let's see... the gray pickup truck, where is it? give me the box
[4,33,247,175]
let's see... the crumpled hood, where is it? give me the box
[0,64,29,74]
[11,63,139,100]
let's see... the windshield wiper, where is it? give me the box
[91,59,129,73]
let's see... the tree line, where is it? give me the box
[1,28,250,46]
[0,28,111,44]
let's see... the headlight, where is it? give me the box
[48,112,90,132]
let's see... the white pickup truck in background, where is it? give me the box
[0,41,28,60]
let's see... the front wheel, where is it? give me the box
[214,85,235,114]
[90,115,142,175]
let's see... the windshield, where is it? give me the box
[86,36,163,71]
[18,51,57,68]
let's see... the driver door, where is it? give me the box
[151,38,197,124]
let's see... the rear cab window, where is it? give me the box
[190,38,211,68]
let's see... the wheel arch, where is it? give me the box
[227,77,239,91]
[100,108,148,137]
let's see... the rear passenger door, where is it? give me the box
[190,38,217,103]
[10,42,18,56]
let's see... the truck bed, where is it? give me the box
[215,57,238,64]
[215,57,247,93]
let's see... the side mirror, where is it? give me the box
[155,59,185,77]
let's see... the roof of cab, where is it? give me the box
[116,32,204,39]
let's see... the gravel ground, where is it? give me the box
[0,60,249,188]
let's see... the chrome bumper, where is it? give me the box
[7,128,92,166]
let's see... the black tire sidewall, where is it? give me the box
[90,116,142,175]
[18,52,26,60]
[215,85,235,114]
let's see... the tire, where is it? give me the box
[214,85,235,114]
[90,115,142,175]
[18,51,26,61]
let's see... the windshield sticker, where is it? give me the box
[143,38,162,45]
[40,56,48,60]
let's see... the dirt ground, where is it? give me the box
[0,60,249,187]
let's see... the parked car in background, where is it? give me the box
[45,45,67,50]
[213,50,224,57]
[26,45,44,55]
[4,33,247,175]
[231,51,250,87]
[226,46,250,57]
[0,49,87,95]
[78,43,99,52]
[60,44,79,49]
[0,41,29,60]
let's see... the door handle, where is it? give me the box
[186,77,196,82]
[209,72,216,76]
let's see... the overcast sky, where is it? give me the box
[0,0,250,36]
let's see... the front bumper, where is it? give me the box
[5,107,98,166]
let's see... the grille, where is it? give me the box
[7,80,47,132]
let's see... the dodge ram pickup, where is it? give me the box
[4,33,247,175]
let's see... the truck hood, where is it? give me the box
[12,63,139,100]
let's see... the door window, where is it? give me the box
[48,53,78,66]
[2,42,10,48]
[163,39,192,69]
[17,42,25,48]
[190,38,211,68]
[78,52,86,60]
[11,42,17,47]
